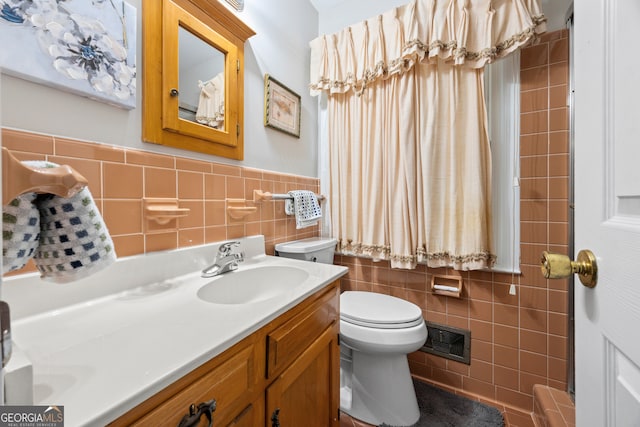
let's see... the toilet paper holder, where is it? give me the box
[431,274,463,298]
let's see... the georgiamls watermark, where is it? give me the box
[0,406,64,427]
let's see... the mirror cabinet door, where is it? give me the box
[176,27,225,129]
[142,0,254,160]
[163,0,238,144]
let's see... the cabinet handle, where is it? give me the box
[178,399,217,427]
[270,408,280,427]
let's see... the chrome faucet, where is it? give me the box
[201,241,245,278]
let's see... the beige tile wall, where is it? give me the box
[2,128,320,275]
[336,29,570,426]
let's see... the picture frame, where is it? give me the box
[264,74,301,138]
[0,0,137,109]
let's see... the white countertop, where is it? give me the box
[3,236,348,426]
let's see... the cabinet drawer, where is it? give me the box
[131,342,257,427]
[266,285,338,379]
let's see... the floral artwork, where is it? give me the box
[0,0,136,109]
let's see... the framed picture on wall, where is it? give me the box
[263,74,301,138]
[0,0,137,109]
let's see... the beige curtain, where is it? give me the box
[311,0,545,270]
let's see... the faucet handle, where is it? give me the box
[218,241,241,255]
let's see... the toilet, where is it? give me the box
[274,237,337,264]
[339,291,427,426]
[275,238,428,426]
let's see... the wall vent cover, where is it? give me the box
[421,321,471,364]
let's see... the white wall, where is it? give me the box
[241,0,319,176]
[0,0,319,177]
[541,0,572,31]
[312,0,571,35]
[312,0,407,34]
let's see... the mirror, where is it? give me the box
[178,27,225,130]
[142,0,255,160]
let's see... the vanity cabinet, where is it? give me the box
[112,335,262,427]
[265,284,340,426]
[109,280,340,427]
[266,327,339,426]
[225,399,263,426]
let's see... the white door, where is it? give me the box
[574,1,640,426]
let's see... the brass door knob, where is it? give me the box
[540,250,598,288]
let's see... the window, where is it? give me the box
[318,53,521,272]
[485,52,521,273]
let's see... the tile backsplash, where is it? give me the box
[2,128,320,275]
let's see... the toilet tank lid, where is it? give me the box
[275,237,337,253]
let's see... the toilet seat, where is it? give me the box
[340,291,424,329]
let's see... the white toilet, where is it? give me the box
[275,238,428,427]
[340,291,427,426]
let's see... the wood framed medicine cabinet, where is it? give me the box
[142,0,255,160]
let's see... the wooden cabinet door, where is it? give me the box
[266,325,340,427]
[266,285,338,379]
[224,398,264,427]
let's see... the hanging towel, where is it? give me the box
[12,160,117,283]
[196,72,225,128]
[2,193,40,274]
[34,187,116,283]
[285,190,322,229]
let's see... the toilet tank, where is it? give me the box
[275,237,337,264]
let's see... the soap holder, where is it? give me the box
[431,274,463,298]
[144,198,190,225]
[226,198,257,220]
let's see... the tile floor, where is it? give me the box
[337,378,515,427]
[339,413,372,427]
[340,408,522,427]
[335,377,571,427]
[340,410,520,427]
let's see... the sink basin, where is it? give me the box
[197,266,310,305]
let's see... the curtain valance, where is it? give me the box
[309,0,546,95]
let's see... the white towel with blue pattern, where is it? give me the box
[34,186,117,283]
[285,190,322,229]
[2,160,117,283]
[2,193,40,274]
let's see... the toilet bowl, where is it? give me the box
[274,238,427,426]
[340,291,427,426]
